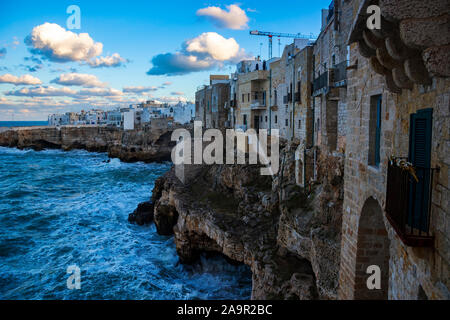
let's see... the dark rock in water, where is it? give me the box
[128,201,154,225]
[153,202,178,235]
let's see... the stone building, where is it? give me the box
[312,0,352,155]
[338,0,450,300]
[195,75,230,129]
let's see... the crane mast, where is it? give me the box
[250,30,316,59]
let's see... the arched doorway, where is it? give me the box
[354,197,390,299]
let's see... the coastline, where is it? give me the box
[0,126,343,300]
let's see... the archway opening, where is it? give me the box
[354,197,390,300]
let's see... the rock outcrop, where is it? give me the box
[150,142,344,299]
[128,201,155,225]
[0,126,177,162]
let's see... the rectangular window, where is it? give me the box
[368,95,382,166]
[243,114,247,125]
[247,93,250,102]
[265,116,268,122]
[298,119,301,128]
[285,119,288,127]
[242,94,244,102]
[275,115,278,124]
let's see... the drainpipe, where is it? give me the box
[311,54,315,148]
[291,56,296,141]
[269,68,272,135]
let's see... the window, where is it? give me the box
[243,114,247,125]
[265,116,268,122]
[260,116,263,122]
[275,115,278,124]
[298,119,301,128]
[368,95,382,166]
[247,93,250,102]
[242,94,244,102]
[285,119,288,127]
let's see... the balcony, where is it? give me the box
[312,71,328,95]
[385,160,438,247]
[329,61,348,87]
[283,93,292,104]
[250,98,266,110]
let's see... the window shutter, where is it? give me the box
[408,108,433,231]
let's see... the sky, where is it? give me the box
[0,0,332,120]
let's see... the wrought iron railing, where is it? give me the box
[385,161,438,247]
[313,71,328,93]
[331,60,348,84]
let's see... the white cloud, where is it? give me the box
[5,86,77,97]
[51,73,106,87]
[26,23,103,62]
[87,53,127,68]
[25,23,127,68]
[123,86,158,94]
[155,96,187,104]
[0,73,42,85]
[147,32,250,75]
[171,91,185,96]
[78,87,123,96]
[196,4,249,30]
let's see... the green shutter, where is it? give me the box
[408,108,433,232]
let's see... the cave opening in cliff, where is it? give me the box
[354,197,390,300]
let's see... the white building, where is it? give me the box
[123,110,135,130]
[173,102,194,124]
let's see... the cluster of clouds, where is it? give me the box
[0,74,42,85]
[25,23,127,68]
[147,4,253,76]
[147,32,250,75]
[51,73,106,88]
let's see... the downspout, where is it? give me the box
[292,57,296,141]
[311,54,315,148]
[269,68,272,135]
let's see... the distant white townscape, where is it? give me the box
[48,100,195,130]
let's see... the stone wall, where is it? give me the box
[338,40,450,300]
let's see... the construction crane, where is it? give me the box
[250,30,316,59]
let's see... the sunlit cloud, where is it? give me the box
[196,4,249,30]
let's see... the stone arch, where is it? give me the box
[354,197,390,300]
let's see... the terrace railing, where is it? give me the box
[385,160,438,247]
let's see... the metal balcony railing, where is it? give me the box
[385,160,438,247]
[250,98,266,109]
[330,60,348,84]
[313,71,328,93]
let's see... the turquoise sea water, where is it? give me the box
[0,147,252,300]
[0,121,48,127]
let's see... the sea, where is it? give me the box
[0,121,48,128]
[0,147,252,299]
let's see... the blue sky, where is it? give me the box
[0,0,332,120]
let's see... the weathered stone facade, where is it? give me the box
[339,0,450,300]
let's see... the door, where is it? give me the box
[408,108,432,232]
[254,115,260,131]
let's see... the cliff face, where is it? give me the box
[0,126,176,162]
[150,142,344,299]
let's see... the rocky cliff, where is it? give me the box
[0,126,176,162]
[149,142,344,299]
